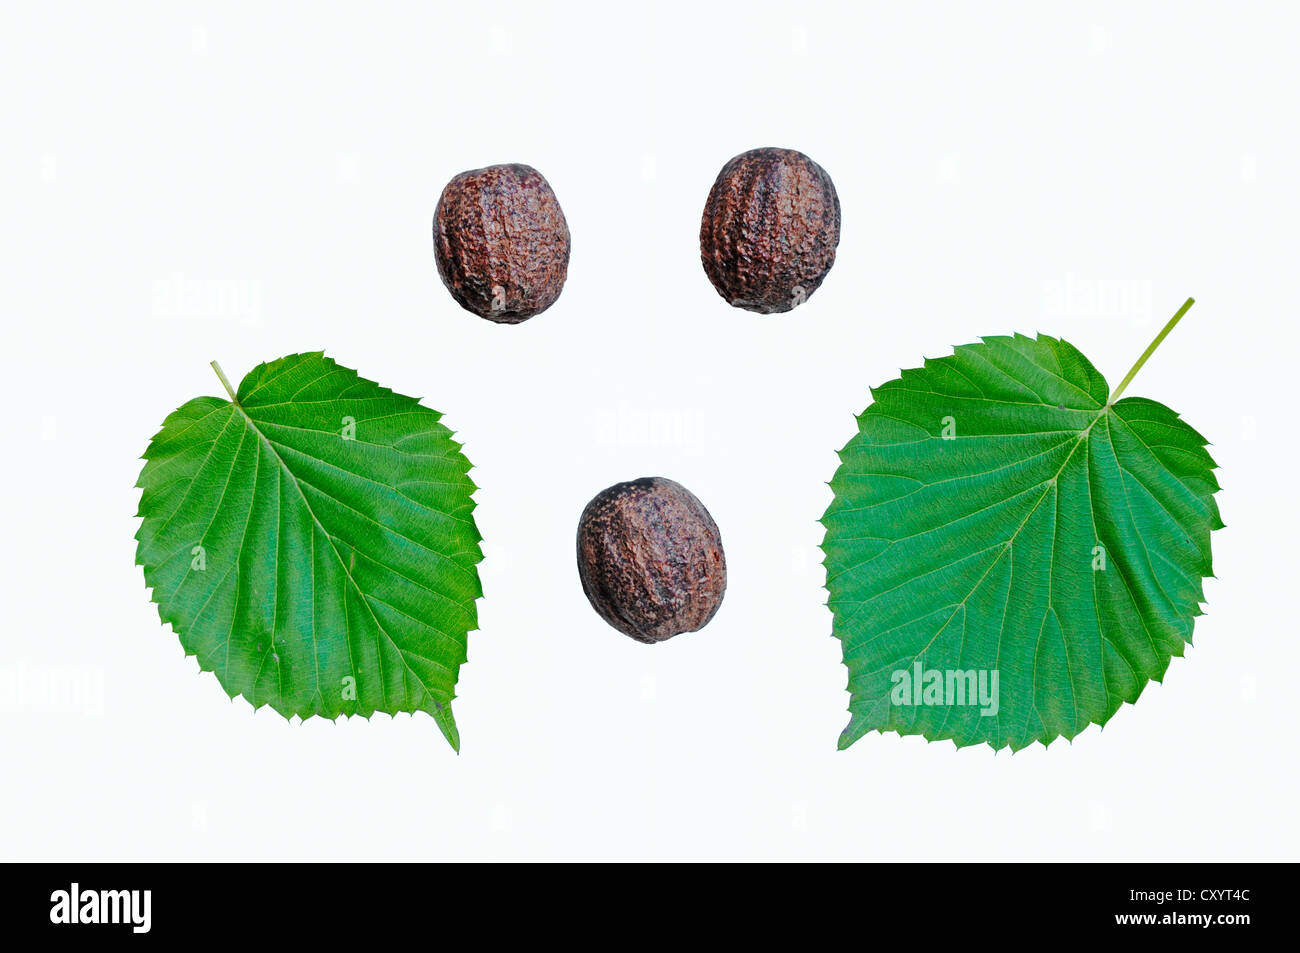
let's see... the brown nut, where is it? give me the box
[433,163,570,323]
[576,477,727,643]
[699,146,841,314]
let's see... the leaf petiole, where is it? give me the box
[210,360,239,403]
[1107,297,1195,406]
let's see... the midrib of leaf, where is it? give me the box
[851,404,1174,747]
[212,362,459,746]
[865,407,1105,738]
[259,430,472,573]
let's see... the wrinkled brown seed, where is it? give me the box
[576,477,727,643]
[700,146,841,314]
[433,163,570,323]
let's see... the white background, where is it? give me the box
[1,1,1296,861]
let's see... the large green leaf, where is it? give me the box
[822,301,1221,751]
[135,353,482,750]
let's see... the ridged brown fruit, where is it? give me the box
[700,147,841,314]
[433,163,570,323]
[576,478,727,643]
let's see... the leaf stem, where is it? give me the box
[1107,297,1195,406]
[211,360,239,403]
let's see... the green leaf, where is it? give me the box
[822,301,1221,751]
[135,353,482,751]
